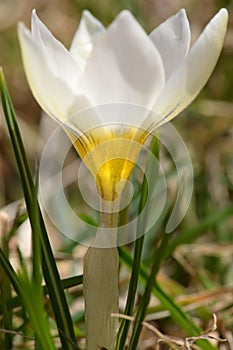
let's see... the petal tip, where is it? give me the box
[208,7,228,39]
[219,7,228,16]
[178,8,189,23]
[31,8,38,23]
[175,8,189,30]
[79,9,105,33]
[82,9,94,20]
[112,10,139,31]
[17,21,29,38]
[213,7,228,26]
[218,8,229,23]
[117,9,134,22]
[178,8,187,17]
[31,8,40,28]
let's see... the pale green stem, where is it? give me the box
[83,200,120,350]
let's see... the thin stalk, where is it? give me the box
[116,135,159,350]
[127,233,170,350]
[83,203,119,350]
[32,166,42,286]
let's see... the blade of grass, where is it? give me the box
[116,135,160,350]
[0,289,13,348]
[0,274,84,314]
[126,205,231,350]
[8,210,28,239]
[0,212,13,348]
[0,248,53,348]
[164,204,233,259]
[119,247,217,350]
[0,195,54,349]
[0,68,78,350]
[0,248,21,296]
[17,271,56,350]
[127,232,170,349]
[31,163,42,287]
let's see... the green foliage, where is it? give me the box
[0,69,78,350]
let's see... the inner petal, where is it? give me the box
[77,10,165,109]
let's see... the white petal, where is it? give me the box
[150,9,190,80]
[154,8,228,123]
[70,10,105,68]
[31,9,82,86]
[18,22,80,122]
[78,10,165,116]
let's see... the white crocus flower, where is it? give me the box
[18,8,228,201]
[18,9,228,350]
[18,8,228,131]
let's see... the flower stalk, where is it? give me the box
[84,201,120,350]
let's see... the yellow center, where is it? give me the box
[70,125,148,202]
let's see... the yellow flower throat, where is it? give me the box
[72,125,147,202]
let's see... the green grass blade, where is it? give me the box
[0,248,21,295]
[119,247,217,350]
[0,249,19,347]
[8,210,28,239]
[17,272,55,350]
[152,281,218,350]
[0,247,54,349]
[116,135,160,349]
[0,212,13,348]
[128,206,233,348]
[127,233,170,349]
[0,274,84,314]
[164,204,233,259]
[0,289,13,348]
[0,68,78,350]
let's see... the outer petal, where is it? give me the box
[77,10,165,117]
[150,9,190,80]
[31,10,82,85]
[18,22,84,122]
[70,10,105,68]
[154,8,228,122]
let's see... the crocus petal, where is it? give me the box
[150,9,190,80]
[77,10,165,116]
[31,10,82,86]
[154,8,228,122]
[70,10,105,68]
[18,22,81,121]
